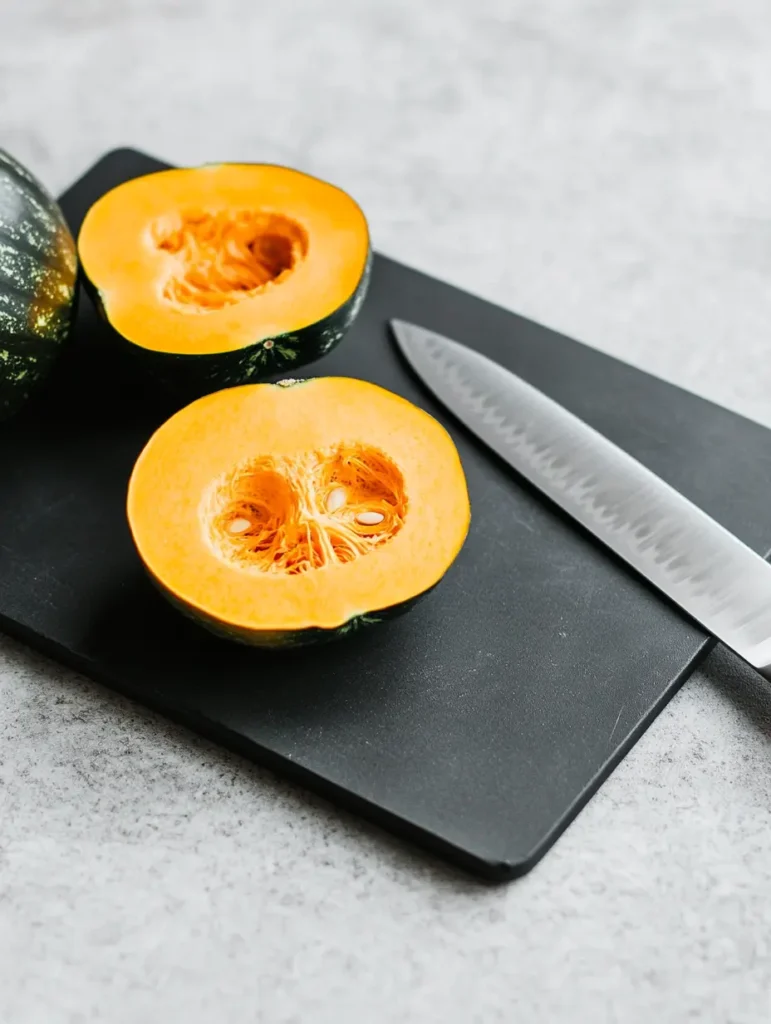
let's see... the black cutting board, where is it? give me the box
[2,148,770,882]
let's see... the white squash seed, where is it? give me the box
[326,487,347,512]
[355,510,384,526]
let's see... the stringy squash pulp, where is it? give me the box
[127,378,471,645]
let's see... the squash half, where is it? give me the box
[77,164,371,397]
[127,377,471,647]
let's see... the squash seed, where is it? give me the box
[326,487,347,513]
[228,517,252,534]
[355,510,384,526]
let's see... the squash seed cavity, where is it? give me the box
[151,209,309,313]
[202,445,406,574]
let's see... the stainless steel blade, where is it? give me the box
[390,319,771,680]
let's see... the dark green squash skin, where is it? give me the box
[82,247,372,403]
[0,150,78,421]
[147,566,437,650]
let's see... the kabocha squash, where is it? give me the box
[0,150,77,420]
[77,164,371,398]
[127,377,471,647]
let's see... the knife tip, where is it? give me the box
[388,318,420,353]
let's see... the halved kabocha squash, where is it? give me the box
[77,164,371,398]
[127,377,471,647]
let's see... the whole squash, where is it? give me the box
[0,150,77,420]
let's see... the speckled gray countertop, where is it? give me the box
[3,2,771,1021]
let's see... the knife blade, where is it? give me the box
[390,318,771,681]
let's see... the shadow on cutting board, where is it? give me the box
[73,566,513,887]
[82,566,430,730]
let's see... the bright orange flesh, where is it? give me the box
[126,378,471,634]
[77,164,370,354]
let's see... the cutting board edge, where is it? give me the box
[0,606,718,883]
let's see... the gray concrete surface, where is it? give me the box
[3,1,771,1021]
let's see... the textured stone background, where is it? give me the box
[3,1,771,1021]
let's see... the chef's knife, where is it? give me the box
[390,319,771,682]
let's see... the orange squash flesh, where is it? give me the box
[77,163,370,356]
[127,378,471,643]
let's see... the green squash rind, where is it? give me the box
[0,150,78,421]
[146,565,436,649]
[82,241,372,403]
